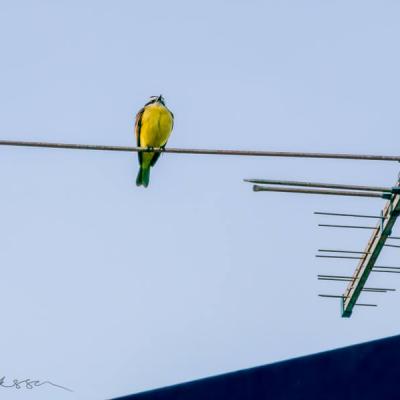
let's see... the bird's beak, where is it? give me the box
[157,95,162,102]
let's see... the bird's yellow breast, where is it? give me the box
[139,103,173,148]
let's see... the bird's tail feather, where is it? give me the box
[136,166,150,188]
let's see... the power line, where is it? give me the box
[1,139,400,161]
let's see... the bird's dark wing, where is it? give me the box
[135,107,145,164]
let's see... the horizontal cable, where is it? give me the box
[1,139,400,161]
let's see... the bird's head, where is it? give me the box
[146,94,165,106]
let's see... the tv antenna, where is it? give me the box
[245,176,400,317]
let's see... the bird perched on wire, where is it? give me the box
[134,95,174,187]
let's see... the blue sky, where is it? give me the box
[1,1,400,399]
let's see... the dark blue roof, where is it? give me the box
[112,334,400,400]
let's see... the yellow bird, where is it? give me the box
[135,95,174,187]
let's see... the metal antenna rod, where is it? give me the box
[318,224,377,230]
[362,287,396,292]
[316,255,364,259]
[245,179,394,193]
[372,265,400,274]
[314,211,384,219]
[319,295,377,307]
[342,177,400,317]
[318,249,370,254]
[372,269,400,274]
[318,277,353,282]
[253,185,391,199]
